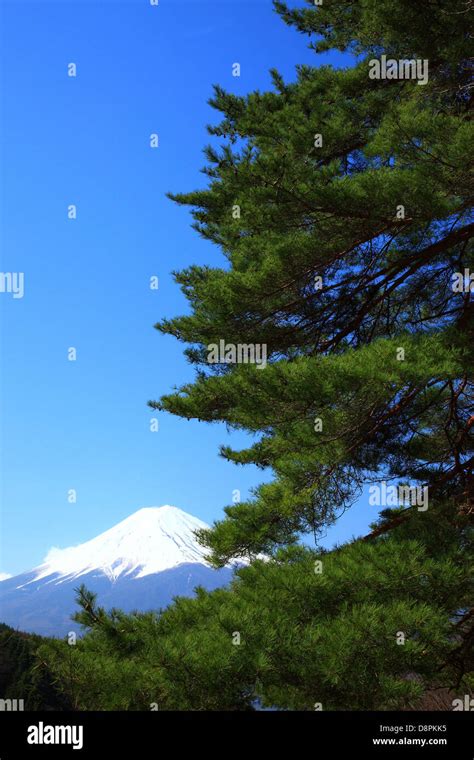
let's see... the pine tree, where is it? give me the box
[148,0,473,701]
[151,0,472,564]
[39,522,472,710]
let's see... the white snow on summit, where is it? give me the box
[26,506,216,585]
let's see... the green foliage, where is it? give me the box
[275,0,472,76]
[150,0,473,561]
[38,522,472,710]
[0,624,72,710]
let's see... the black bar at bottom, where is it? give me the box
[0,711,472,757]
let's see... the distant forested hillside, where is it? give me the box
[0,623,72,710]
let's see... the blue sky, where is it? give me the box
[0,0,375,577]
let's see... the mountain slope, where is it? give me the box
[0,506,237,637]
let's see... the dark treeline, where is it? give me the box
[0,623,71,710]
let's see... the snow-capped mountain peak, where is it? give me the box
[0,506,239,636]
[27,505,213,585]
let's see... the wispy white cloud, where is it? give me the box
[0,572,12,581]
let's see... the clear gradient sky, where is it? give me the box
[0,0,374,577]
